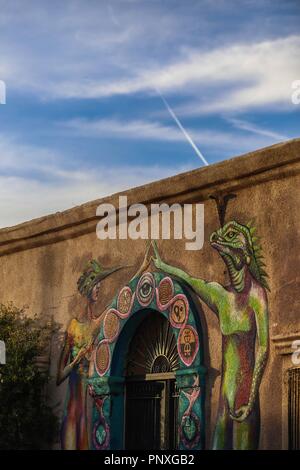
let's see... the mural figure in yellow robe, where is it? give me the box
[56,260,126,449]
[57,247,151,450]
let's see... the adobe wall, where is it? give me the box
[0,138,299,449]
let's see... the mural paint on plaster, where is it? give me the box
[56,218,269,451]
[88,270,203,451]
[152,220,269,450]
[56,260,126,450]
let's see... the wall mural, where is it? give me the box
[180,374,201,449]
[152,220,270,450]
[56,246,205,450]
[56,260,126,449]
[93,273,200,376]
[88,270,205,451]
[56,218,269,451]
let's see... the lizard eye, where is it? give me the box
[227,230,235,239]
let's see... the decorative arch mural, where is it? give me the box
[88,271,206,450]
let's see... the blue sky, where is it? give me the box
[0,0,299,227]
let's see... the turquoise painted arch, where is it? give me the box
[88,271,206,450]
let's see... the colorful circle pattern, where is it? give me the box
[169,296,188,328]
[95,340,110,376]
[91,273,202,450]
[158,276,174,306]
[136,272,155,306]
[178,325,199,367]
[103,311,120,342]
[117,286,133,317]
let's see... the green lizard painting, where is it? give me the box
[152,220,269,449]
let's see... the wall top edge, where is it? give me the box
[0,138,299,249]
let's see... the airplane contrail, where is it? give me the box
[156,89,209,166]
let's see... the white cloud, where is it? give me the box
[0,106,293,229]
[0,1,298,229]
[0,123,291,229]
[0,164,193,228]
[227,118,289,141]
[0,134,191,228]
[61,117,183,142]
[1,0,299,117]
[60,117,290,153]
[0,135,59,172]
[46,35,300,116]
[0,1,182,95]
[169,36,300,114]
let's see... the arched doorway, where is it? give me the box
[125,311,179,450]
[88,271,206,450]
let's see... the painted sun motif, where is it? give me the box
[126,312,180,376]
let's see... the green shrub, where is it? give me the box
[0,303,58,449]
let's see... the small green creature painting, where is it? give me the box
[152,220,269,450]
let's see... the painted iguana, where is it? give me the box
[152,220,269,450]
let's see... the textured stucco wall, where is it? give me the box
[0,138,299,449]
